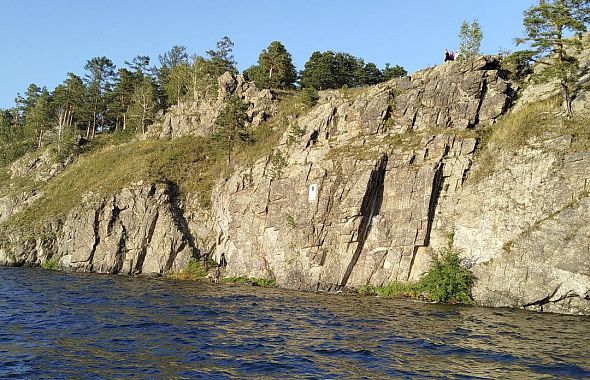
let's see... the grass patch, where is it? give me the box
[168,258,208,280]
[0,92,304,234]
[3,136,228,230]
[467,96,590,183]
[40,258,59,270]
[222,276,276,287]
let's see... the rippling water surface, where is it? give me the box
[1,267,589,379]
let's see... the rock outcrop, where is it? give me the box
[210,56,589,314]
[1,56,589,315]
[0,182,197,275]
[152,72,276,139]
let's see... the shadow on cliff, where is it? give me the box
[339,154,388,288]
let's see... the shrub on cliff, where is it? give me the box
[416,248,475,304]
[169,258,208,280]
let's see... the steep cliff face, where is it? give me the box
[0,182,196,275]
[1,55,588,315]
[212,57,509,288]
[441,139,590,314]
[210,56,589,314]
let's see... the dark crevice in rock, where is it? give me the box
[339,154,388,287]
[406,245,421,282]
[305,130,319,149]
[164,180,200,267]
[471,77,488,128]
[88,203,104,272]
[381,104,393,133]
[521,286,584,311]
[113,224,127,273]
[107,205,121,235]
[481,58,501,71]
[424,159,446,247]
[461,159,473,186]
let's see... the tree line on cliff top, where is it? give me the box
[0,0,589,167]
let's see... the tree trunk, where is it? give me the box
[561,81,573,118]
[37,129,44,149]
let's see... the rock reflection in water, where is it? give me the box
[1,267,589,379]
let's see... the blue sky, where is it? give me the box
[0,0,535,108]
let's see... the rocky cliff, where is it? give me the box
[1,56,588,315]
[0,182,195,275]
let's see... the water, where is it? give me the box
[1,267,589,379]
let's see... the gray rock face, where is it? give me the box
[0,182,197,275]
[210,56,589,314]
[2,56,588,315]
[393,56,514,131]
[437,140,590,314]
[211,58,507,288]
[152,72,276,139]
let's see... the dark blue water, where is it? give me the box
[1,267,589,379]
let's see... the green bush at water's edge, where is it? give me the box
[40,258,59,270]
[168,258,208,280]
[358,248,475,304]
[416,248,475,303]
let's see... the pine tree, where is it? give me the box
[214,94,250,164]
[516,0,590,117]
[84,56,116,138]
[382,63,407,80]
[206,36,238,75]
[157,46,189,107]
[246,41,297,89]
[25,87,52,149]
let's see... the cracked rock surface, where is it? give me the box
[1,56,589,315]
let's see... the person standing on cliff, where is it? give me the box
[219,252,227,268]
[444,49,455,62]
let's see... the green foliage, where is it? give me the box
[299,87,319,108]
[268,150,287,179]
[244,41,297,89]
[378,282,417,298]
[214,94,251,163]
[516,0,590,116]
[300,51,393,90]
[206,36,238,75]
[127,77,157,134]
[358,248,474,304]
[382,63,407,81]
[0,109,35,166]
[285,213,296,228]
[501,50,535,80]
[287,123,306,145]
[165,63,190,106]
[416,248,475,304]
[357,282,416,298]
[169,258,208,280]
[40,258,59,270]
[84,56,116,138]
[458,19,483,59]
[222,276,276,287]
[357,284,378,296]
